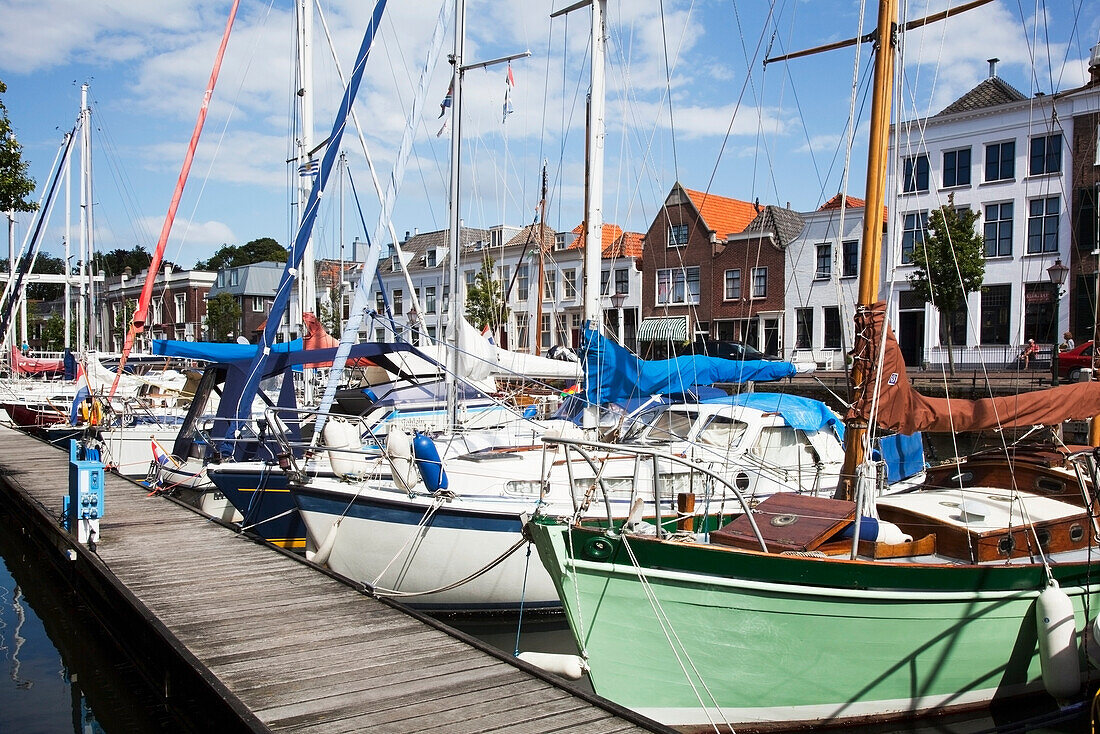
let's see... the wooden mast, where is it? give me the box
[838,0,898,499]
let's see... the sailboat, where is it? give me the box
[526,1,1100,729]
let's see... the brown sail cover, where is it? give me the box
[847,302,1100,434]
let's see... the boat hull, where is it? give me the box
[207,465,307,551]
[528,519,1100,729]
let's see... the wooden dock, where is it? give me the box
[0,425,669,733]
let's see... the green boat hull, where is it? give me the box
[528,518,1100,729]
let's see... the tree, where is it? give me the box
[0,80,37,214]
[465,256,509,335]
[194,237,287,270]
[906,193,985,374]
[0,252,66,299]
[92,246,153,277]
[205,292,242,341]
[41,313,73,352]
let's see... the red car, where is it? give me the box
[1058,340,1097,380]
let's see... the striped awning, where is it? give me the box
[636,316,689,342]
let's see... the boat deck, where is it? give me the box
[0,425,666,733]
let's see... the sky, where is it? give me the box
[0,0,1096,271]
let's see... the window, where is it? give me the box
[375,292,384,312]
[442,287,449,313]
[980,284,1011,344]
[393,289,403,314]
[425,286,436,314]
[983,202,1013,257]
[151,300,162,325]
[815,243,832,280]
[600,269,610,294]
[724,269,741,300]
[656,267,700,305]
[252,296,264,312]
[614,269,628,295]
[517,264,529,301]
[465,270,475,294]
[985,141,1015,181]
[375,328,385,342]
[425,249,437,267]
[902,154,929,193]
[174,293,186,322]
[1023,282,1056,344]
[668,224,688,247]
[563,268,577,300]
[540,313,552,349]
[543,270,556,300]
[842,240,858,278]
[1029,134,1061,176]
[901,212,927,264]
[823,307,842,349]
[1026,196,1059,254]
[516,312,529,347]
[427,326,437,341]
[795,308,813,349]
[943,148,971,187]
[751,267,768,298]
[229,269,239,287]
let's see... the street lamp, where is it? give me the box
[1047,258,1069,385]
[610,291,626,344]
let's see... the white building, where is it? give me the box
[885,58,1100,367]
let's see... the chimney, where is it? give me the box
[987,58,999,78]
[1090,44,1100,86]
[404,230,410,241]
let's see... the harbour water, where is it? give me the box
[0,502,1093,734]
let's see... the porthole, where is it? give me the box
[583,537,614,561]
[998,535,1016,555]
[1036,529,1051,548]
[1070,524,1085,543]
[735,472,750,490]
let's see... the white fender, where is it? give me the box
[388,428,418,492]
[307,518,342,566]
[1036,580,1081,700]
[324,417,372,479]
[516,651,588,680]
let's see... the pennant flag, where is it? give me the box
[439,76,454,118]
[297,159,319,178]
[70,365,90,425]
[436,118,449,138]
[502,62,515,123]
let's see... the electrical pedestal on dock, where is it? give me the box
[65,440,104,546]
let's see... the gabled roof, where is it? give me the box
[504,223,556,252]
[740,205,805,247]
[681,186,758,238]
[568,223,644,259]
[818,192,888,223]
[935,76,1028,117]
[381,227,491,273]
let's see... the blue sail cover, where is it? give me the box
[582,328,797,405]
[152,339,303,362]
[874,431,925,483]
[702,393,844,440]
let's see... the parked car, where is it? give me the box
[1057,340,1096,380]
[678,338,777,361]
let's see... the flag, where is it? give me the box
[502,62,515,123]
[151,438,179,468]
[70,365,90,425]
[439,76,454,118]
[481,324,496,345]
[436,118,449,138]
[297,159,319,178]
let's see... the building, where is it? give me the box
[885,55,1100,367]
[99,264,216,351]
[205,261,297,342]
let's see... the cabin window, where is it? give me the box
[668,224,689,247]
[902,154,929,193]
[1029,134,1061,176]
[985,140,1015,181]
[1026,196,1060,254]
[983,202,1013,257]
[751,426,816,468]
[646,410,696,442]
[724,269,741,300]
[942,147,971,187]
[815,244,831,280]
[697,416,749,448]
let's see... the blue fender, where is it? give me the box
[412,432,448,493]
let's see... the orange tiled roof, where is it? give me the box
[819,192,888,223]
[568,223,643,258]
[682,187,758,239]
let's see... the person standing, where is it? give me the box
[1063,331,1075,350]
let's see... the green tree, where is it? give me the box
[907,193,985,374]
[0,80,37,214]
[92,246,152,277]
[195,237,286,269]
[41,313,74,352]
[0,252,66,299]
[465,256,509,335]
[205,292,242,341]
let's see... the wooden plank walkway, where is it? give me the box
[0,425,668,734]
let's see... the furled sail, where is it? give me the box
[848,301,1100,434]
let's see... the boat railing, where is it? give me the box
[540,433,769,552]
[1064,449,1100,539]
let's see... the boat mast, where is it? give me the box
[444,0,466,427]
[584,0,606,339]
[64,129,71,351]
[297,0,316,402]
[77,83,89,354]
[839,0,898,498]
[534,162,548,354]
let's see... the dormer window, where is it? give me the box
[425,249,437,268]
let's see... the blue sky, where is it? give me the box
[0,0,1095,270]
